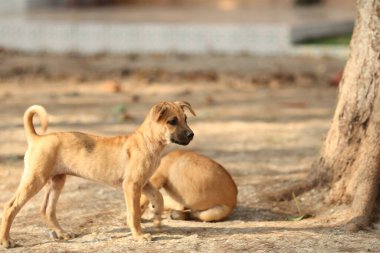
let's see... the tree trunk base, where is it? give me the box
[268,0,380,232]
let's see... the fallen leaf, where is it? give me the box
[287,214,312,221]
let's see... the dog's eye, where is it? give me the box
[167,118,177,125]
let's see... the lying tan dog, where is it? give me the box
[0,101,195,248]
[141,150,237,222]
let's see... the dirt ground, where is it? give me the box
[0,51,379,252]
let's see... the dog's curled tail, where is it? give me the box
[23,105,48,142]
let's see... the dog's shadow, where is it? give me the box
[23,206,317,247]
[101,205,290,241]
[53,206,294,243]
[228,205,287,222]
[102,226,183,241]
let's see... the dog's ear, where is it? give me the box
[174,101,196,116]
[152,103,169,121]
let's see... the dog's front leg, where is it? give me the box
[123,180,151,241]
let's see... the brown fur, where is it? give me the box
[0,101,195,248]
[141,150,237,222]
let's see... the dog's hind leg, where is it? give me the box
[0,173,48,248]
[190,205,232,222]
[141,182,164,227]
[140,173,166,214]
[40,174,74,240]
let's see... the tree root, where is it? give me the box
[345,215,372,232]
[262,179,315,201]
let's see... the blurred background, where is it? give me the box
[0,0,354,55]
[1,1,371,252]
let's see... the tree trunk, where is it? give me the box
[273,0,380,231]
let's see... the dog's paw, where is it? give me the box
[60,231,76,240]
[170,210,190,220]
[49,230,76,240]
[134,233,152,242]
[1,238,18,248]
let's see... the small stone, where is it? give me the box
[49,230,58,239]
[101,80,122,93]
[346,223,360,233]
[131,95,140,103]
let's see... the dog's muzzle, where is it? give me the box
[171,131,194,145]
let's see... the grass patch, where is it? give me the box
[300,33,352,46]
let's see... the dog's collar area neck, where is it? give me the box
[134,129,167,155]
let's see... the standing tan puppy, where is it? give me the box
[141,150,237,222]
[0,101,195,248]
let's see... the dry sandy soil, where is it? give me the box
[0,52,379,252]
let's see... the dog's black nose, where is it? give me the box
[187,131,194,140]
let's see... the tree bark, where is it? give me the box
[273,0,380,230]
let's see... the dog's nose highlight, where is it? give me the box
[187,131,194,140]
